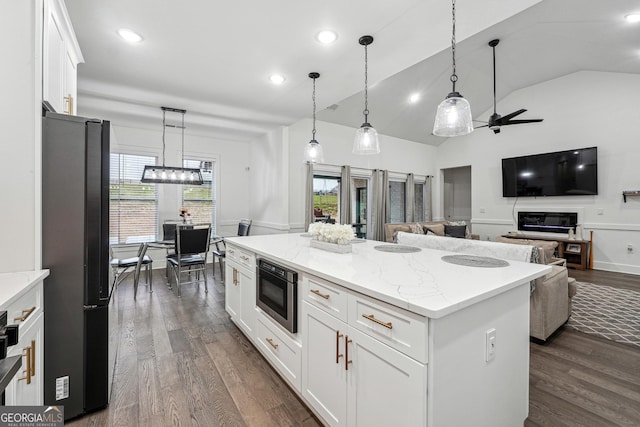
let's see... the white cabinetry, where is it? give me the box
[301,276,427,427]
[0,276,46,405]
[43,0,83,114]
[224,244,256,339]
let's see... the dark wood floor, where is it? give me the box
[67,267,640,426]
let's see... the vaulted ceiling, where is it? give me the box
[66,0,640,145]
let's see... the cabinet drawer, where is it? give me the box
[348,293,428,363]
[255,310,302,391]
[6,281,43,334]
[302,274,348,323]
[226,245,255,271]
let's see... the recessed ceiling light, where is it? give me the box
[316,30,338,44]
[117,28,143,43]
[409,93,421,103]
[625,13,640,23]
[269,74,286,85]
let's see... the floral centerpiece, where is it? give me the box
[308,223,355,253]
[179,207,191,224]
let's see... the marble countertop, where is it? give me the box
[0,270,49,308]
[226,234,550,319]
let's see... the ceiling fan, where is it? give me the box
[476,39,543,134]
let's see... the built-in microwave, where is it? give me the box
[256,259,298,333]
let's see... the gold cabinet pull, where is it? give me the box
[335,331,344,364]
[14,306,36,322]
[240,255,249,261]
[362,313,393,329]
[18,346,32,384]
[345,335,353,371]
[266,338,278,350]
[233,269,239,285]
[311,289,330,300]
[63,94,73,115]
[30,340,36,377]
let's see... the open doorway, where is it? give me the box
[442,166,471,224]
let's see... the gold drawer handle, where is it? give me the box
[240,255,250,261]
[18,345,32,384]
[345,335,353,371]
[14,306,36,322]
[362,314,393,329]
[63,94,73,115]
[310,289,330,300]
[31,340,36,377]
[336,331,344,364]
[266,338,278,350]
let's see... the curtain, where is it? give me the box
[304,162,314,232]
[369,169,389,241]
[405,173,415,223]
[340,165,352,225]
[426,175,433,221]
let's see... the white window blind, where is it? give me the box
[109,153,158,244]
[182,159,216,232]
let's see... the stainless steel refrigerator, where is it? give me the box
[42,112,116,420]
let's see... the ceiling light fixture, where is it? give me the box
[141,107,204,185]
[304,72,325,163]
[117,28,143,43]
[625,13,640,23]
[432,0,474,137]
[269,74,286,85]
[353,35,380,155]
[316,30,338,44]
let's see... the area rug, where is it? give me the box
[566,282,640,348]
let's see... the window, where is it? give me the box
[389,181,406,223]
[110,153,158,244]
[313,175,340,223]
[182,159,216,231]
[414,182,425,222]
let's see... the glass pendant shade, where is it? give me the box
[433,92,474,137]
[304,139,324,163]
[353,123,380,155]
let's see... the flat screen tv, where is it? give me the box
[502,147,597,197]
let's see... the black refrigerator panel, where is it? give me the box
[42,113,88,418]
[85,120,110,306]
[42,112,111,420]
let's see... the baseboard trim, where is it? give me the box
[591,261,640,276]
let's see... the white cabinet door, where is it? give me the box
[5,312,44,406]
[301,301,348,426]
[64,50,77,115]
[43,7,65,113]
[346,327,427,427]
[237,267,255,338]
[225,263,240,319]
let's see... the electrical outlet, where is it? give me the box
[480,208,486,213]
[485,328,496,362]
[597,208,604,215]
[628,244,634,253]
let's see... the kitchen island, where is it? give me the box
[224,233,549,427]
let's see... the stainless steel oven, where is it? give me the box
[256,259,298,333]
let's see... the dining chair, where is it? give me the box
[167,223,211,297]
[110,243,153,299]
[211,218,252,283]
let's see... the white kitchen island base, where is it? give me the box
[224,233,549,427]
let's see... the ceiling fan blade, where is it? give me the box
[498,109,527,122]
[501,119,544,125]
[475,124,489,129]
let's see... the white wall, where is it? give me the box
[0,0,42,273]
[248,128,291,235]
[286,119,439,232]
[436,71,640,274]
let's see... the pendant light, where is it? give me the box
[304,72,325,163]
[141,107,204,185]
[353,35,380,155]
[432,0,474,137]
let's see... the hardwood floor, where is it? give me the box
[67,267,639,426]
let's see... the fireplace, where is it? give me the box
[517,211,577,234]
